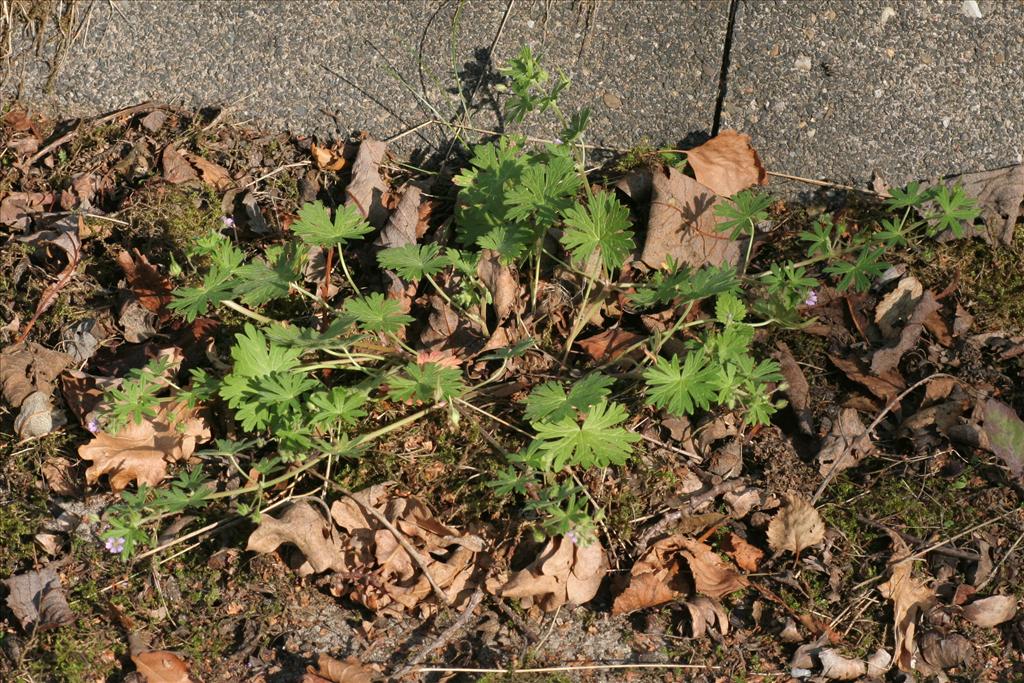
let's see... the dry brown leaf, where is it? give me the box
[183,152,233,191]
[817,408,875,476]
[499,536,607,612]
[78,403,211,491]
[640,165,740,269]
[684,130,767,197]
[132,650,195,683]
[14,390,65,439]
[345,138,389,228]
[302,653,375,683]
[0,342,73,408]
[2,566,75,630]
[612,535,692,615]
[874,276,923,339]
[682,595,729,638]
[247,500,350,574]
[866,649,893,677]
[767,492,825,557]
[818,648,866,680]
[960,594,1017,627]
[117,249,173,315]
[161,145,197,184]
[376,185,425,313]
[917,631,971,673]
[310,143,347,172]
[775,341,812,434]
[0,191,52,229]
[878,535,935,672]
[679,537,748,598]
[952,163,1024,245]
[576,328,644,363]
[871,291,940,375]
[829,353,905,404]
[723,532,764,572]
[476,249,518,323]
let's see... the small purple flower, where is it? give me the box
[803,290,818,307]
[565,530,579,546]
[104,537,126,554]
[553,137,564,145]
[222,216,236,229]
[86,417,100,434]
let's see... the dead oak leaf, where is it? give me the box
[679,537,748,599]
[878,535,935,672]
[247,500,349,574]
[576,328,644,363]
[871,290,940,375]
[767,492,825,557]
[685,129,767,197]
[612,535,693,615]
[132,649,195,683]
[950,163,1024,245]
[640,165,740,269]
[78,403,211,491]
[161,145,198,184]
[116,248,173,315]
[0,342,73,408]
[2,566,75,630]
[722,532,764,572]
[960,594,1017,627]
[346,138,389,228]
[817,408,875,476]
[182,152,233,191]
[302,653,376,683]
[499,535,607,612]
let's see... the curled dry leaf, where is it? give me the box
[183,151,233,191]
[612,535,691,615]
[874,276,923,339]
[866,648,893,678]
[132,649,195,683]
[960,594,1017,627]
[117,248,174,315]
[951,163,1024,245]
[0,342,73,408]
[917,630,971,673]
[682,595,729,639]
[818,648,866,680]
[2,566,75,630]
[640,165,740,269]
[302,653,376,683]
[723,532,764,572]
[576,328,644,363]
[767,492,825,557]
[14,390,66,439]
[878,535,935,672]
[684,130,767,197]
[775,342,812,434]
[499,535,607,612]
[311,142,347,172]
[679,537,748,598]
[346,138,389,228]
[476,248,519,323]
[247,500,349,575]
[981,398,1024,482]
[161,145,198,184]
[828,353,905,404]
[78,402,211,491]
[871,290,940,375]
[817,408,875,476]
[376,185,425,312]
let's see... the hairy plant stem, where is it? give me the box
[221,299,274,325]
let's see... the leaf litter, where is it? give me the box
[0,96,1022,682]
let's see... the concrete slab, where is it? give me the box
[3,0,728,157]
[723,0,1024,186]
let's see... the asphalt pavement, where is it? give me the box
[3,0,1022,187]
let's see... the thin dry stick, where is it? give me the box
[393,587,485,678]
[905,508,1020,563]
[415,663,719,675]
[636,479,744,551]
[491,594,539,643]
[765,171,885,196]
[854,514,979,561]
[811,373,954,504]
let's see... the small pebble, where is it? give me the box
[961,0,982,19]
[602,92,623,110]
[794,55,812,72]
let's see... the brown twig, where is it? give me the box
[393,587,485,679]
[491,594,539,643]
